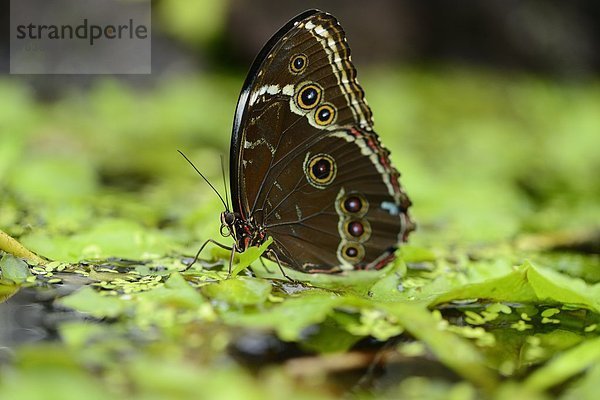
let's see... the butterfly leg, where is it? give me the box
[226,246,237,279]
[259,256,274,274]
[184,239,232,271]
[266,249,295,283]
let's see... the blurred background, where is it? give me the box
[0,0,599,260]
[1,3,599,398]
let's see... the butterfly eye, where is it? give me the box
[305,153,336,188]
[289,54,307,74]
[296,83,322,110]
[340,242,365,263]
[314,104,336,126]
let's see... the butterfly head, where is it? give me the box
[219,211,236,238]
[220,211,267,253]
[219,211,249,251]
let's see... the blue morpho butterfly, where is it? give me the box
[182,9,414,278]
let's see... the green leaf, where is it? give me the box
[58,286,127,318]
[560,362,600,400]
[299,318,362,353]
[524,336,600,392]
[59,321,109,349]
[202,277,272,307]
[367,260,409,302]
[431,261,600,313]
[0,253,32,283]
[382,303,499,390]
[230,237,273,277]
[0,281,19,303]
[0,345,113,400]
[400,245,438,263]
[22,219,175,262]
[253,254,404,294]
[137,272,206,309]
[224,291,345,341]
[526,264,600,311]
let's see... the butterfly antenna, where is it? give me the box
[220,154,230,211]
[178,150,228,210]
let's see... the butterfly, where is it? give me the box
[190,9,414,276]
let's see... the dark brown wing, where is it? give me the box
[263,127,413,272]
[230,10,414,272]
[230,10,372,216]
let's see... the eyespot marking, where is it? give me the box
[304,153,336,189]
[295,82,322,110]
[345,246,358,257]
[347,221,364,237]
[314,103,336,126]
[289,54,308,74]
[339,242,365,263]
[345,197,362,213]
[343,218,371,242]
[340,192,368,216]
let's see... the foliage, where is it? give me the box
[0,66,599,399]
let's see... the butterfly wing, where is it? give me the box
[230,10,414,272]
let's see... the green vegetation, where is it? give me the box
[0,67,598,399]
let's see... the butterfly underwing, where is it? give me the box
[220,9,414,273]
